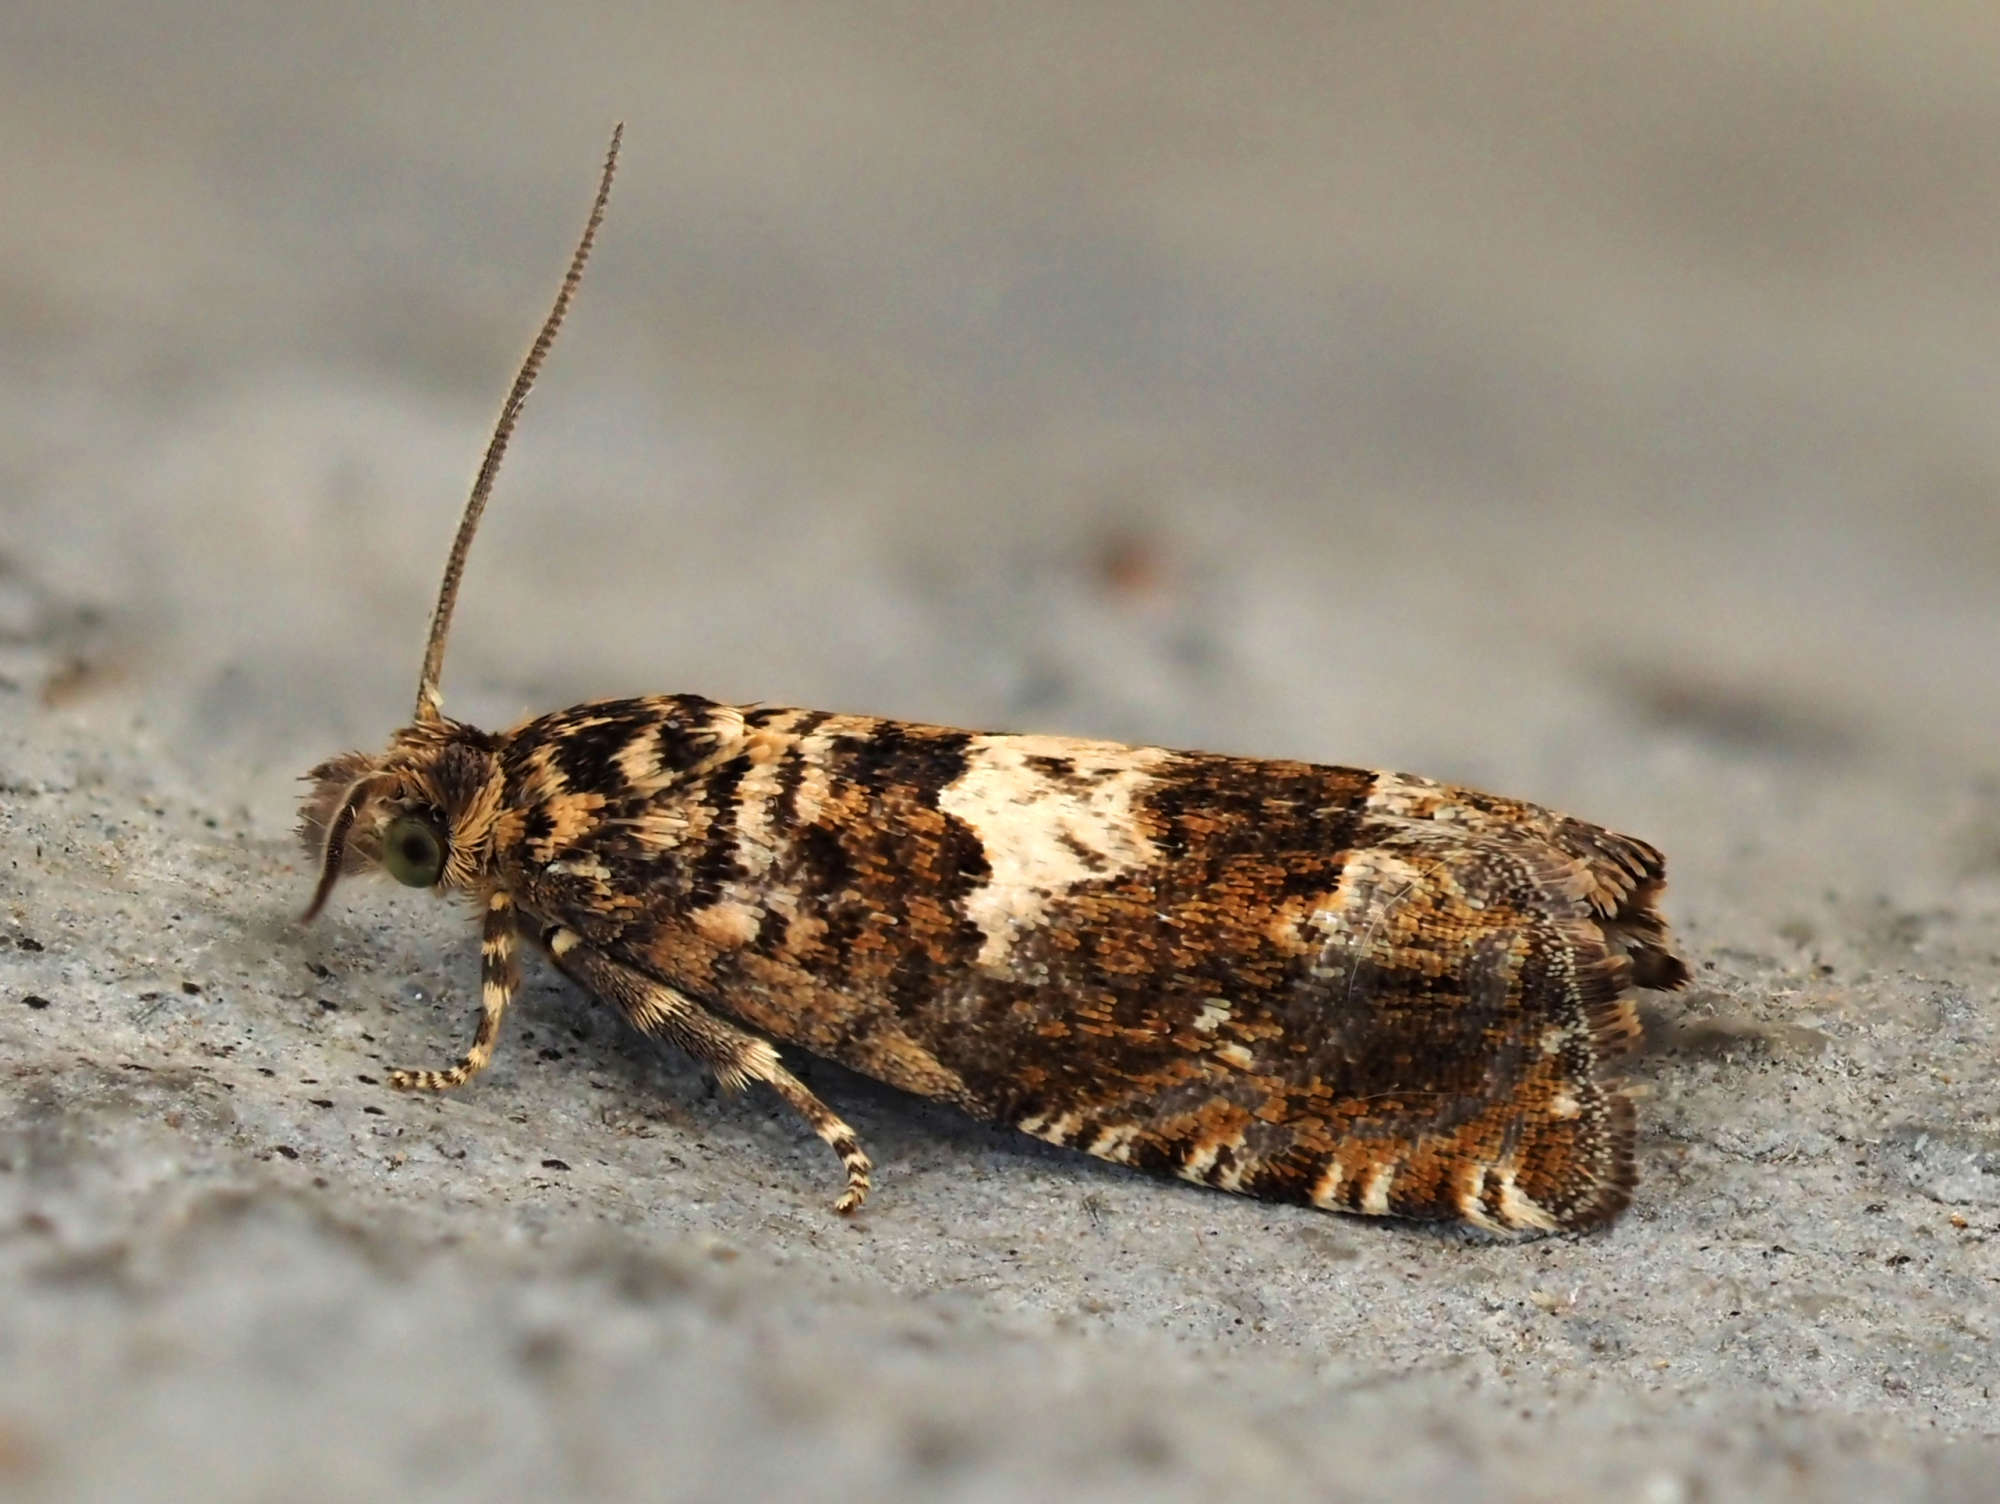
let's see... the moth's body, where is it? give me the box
[297,128,1688,1236]
[303,694,1686,1232]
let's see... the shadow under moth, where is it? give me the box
[300,127,1689,1235]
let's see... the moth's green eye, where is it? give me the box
[382,814,447,888]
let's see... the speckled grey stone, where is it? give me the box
[3,6,1998,1499]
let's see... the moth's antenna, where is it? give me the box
[414,123,623,723]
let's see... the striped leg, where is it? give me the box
[542,925,872,1214]
[389,890,520,1091]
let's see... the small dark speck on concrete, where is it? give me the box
[306,961,332,979]
[541,1158,571,1172]
[357,1074,378,1085]
[309,1098,334,1109]
[21,995,50,1010]
[273,1145,299,1160]
[318,999,338,1011]
[17,937,44,952]
[361,1106,385,1117]
[180,980,202,995]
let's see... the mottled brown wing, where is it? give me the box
[495,696,1685,1232]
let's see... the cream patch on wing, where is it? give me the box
[614,704,746,796]
[733,710,816,878]
[937,735,1168,969]
[693,898,765,949]
[1363,771,1449,820]
[527,790,607,861]
[1301,849,1437,981]
[781,716,864,830]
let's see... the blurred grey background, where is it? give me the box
[6,2,1996,790]
[4,5,1999,1500]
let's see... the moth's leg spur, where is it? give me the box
[541,926,872,1214]
[390,890,520,1091]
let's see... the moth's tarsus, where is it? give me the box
[414,122,624,725]
[387,889,520,1087]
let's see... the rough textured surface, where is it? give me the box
[3,5,1999,1498]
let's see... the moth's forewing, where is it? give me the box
[489,697,1667,1230]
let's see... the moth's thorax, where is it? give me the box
[298,715,507,893]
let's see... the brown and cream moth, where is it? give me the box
[299,128,1689,1235]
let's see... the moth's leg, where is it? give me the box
[541,925,872,1214]
[390,890,520,1091]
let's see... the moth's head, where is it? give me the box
[296,126,623,924]
[297,721,505,920]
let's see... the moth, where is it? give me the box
[301,127,1689,1234]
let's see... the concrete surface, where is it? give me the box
[2,5,1997,1499]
